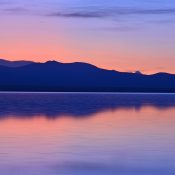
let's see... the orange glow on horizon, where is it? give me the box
[0,15,174,74]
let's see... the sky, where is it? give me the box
[0,0,175,74]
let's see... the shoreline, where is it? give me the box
[0,91,175,94]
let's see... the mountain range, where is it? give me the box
[0,59,33,67]
[0,59,174,92]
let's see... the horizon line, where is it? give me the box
[0,58,174,76]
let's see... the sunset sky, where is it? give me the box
[0,0,175,74]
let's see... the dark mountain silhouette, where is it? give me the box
[0,59,33,67]
[0,60,174,92]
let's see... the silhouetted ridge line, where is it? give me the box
[0,59,174,92]
[0,58,34,67]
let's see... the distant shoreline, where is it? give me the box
[0,91,175,94]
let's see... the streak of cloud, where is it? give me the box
[48,8,175,19]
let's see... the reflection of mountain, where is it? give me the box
[0,93,174,119]
[0,60,175,92]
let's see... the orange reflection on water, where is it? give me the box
[0,106,175,149]
[0,105,175,173]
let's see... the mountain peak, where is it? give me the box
[0,59,174,92]
[45,60,61,64]
[135,71,142,75]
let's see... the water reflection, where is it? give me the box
[0,93,175,175]
[0,93,174,118]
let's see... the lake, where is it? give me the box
[0,92,175,175]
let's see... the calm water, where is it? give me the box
[0,93,175,175]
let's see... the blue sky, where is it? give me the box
[0,0,175,73]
